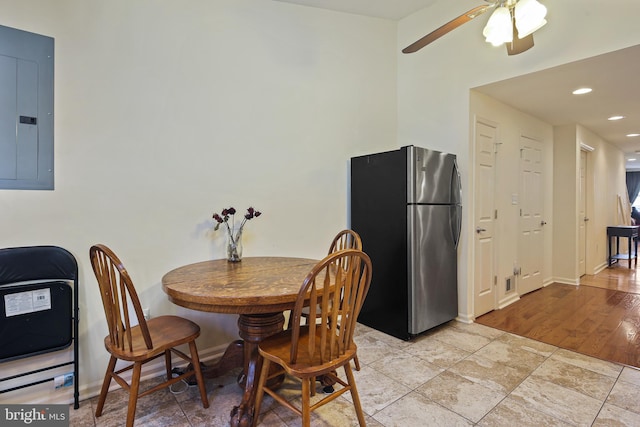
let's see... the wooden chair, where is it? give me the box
[328,229,362,254]
[299,229,363,370]
[297,231,362,326]
[252,249,372,427]
[89,244,209,427]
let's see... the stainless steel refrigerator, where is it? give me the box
[350,145,461,340]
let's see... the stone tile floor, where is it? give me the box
[69,321,640,426]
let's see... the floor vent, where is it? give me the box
[506,276,514,292]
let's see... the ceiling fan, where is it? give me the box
[403,0,548,56]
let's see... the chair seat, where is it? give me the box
[104,315,200,361]
[259,326,357,378]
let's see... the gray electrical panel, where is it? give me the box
[0,25,54,190]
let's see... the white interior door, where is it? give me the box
[579,150,587,276]
[518,136,544,295]
[474,119,497,317]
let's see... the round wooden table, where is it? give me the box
[162,256,319,427]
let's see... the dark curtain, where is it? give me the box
[626,171,640,205]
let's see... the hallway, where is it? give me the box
[476,263,640,368]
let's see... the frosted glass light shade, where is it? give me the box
[515,0,547,38]
[483,6,513,46]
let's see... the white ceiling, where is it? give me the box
[272,0,438,21]
[273,1,640,169]
[474,45,640,169]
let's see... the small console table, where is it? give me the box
[607,225,639,268]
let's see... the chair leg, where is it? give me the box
[189,341,209,408]
[95,356,117,417]
[126,362,142,427]
[252,359,271,427]
[301,378,311,427]
[353,354,361,371]
[302,378,313,427]
[343,363,366,427]
[164,350,172,381]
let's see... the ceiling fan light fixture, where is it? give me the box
[514,0,547,38]
[483,6,513,46]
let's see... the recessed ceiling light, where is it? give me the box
[572,87,592,95]
[628,158,637,161]
[608,115,625,121]
[628,133,640,138]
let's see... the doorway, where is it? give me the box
[579,150,588,276]
[518,136,544,295]
[473,118,498,317]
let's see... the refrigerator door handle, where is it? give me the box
[451,159,462,205]
[451,204,462,248]
[451,160,462,248]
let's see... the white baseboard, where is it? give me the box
[498,293,520,309]
[456,314,473,324]
[593,262,608,274]
[552,277,580,286]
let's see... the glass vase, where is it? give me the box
[226,228,243,262]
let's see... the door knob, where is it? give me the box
[476,227,486,233]
[584,217,589,222]
[540,221,547,226]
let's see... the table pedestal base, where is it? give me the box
[228,312,285,427]
[200,340,244,378]
[197,311,336,427]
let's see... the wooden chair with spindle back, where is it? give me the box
[298,229,364,370]
[252,249,372,427]
[89,244,209,427]
[328,229,362,254]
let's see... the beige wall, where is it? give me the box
[552,124,628,282]
[577,125,628,272]
[0,0,397,403]
[552,125,580,283]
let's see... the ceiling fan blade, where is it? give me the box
[402,4,494,54]
[506,17,534,55]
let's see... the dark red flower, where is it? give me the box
[212,206,261,235]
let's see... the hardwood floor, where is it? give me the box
[476,263,640,369]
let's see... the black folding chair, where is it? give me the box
[0,246,79,409]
